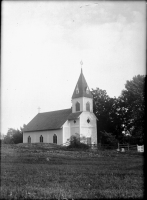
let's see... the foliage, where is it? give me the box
[92,75,145,144]
[91,88,122,141]
[116,75,145,144]
[100,131,118,146]
[67,135,89,149]
[3,124,26,144]
[2,134,14,144]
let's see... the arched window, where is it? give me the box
[40,135,43,143]
[28,136,31,143]
[53,134,57,144]
[76,102,80,112]
[86,102,90,112]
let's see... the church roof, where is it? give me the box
[67,112,82,120]
[23,108,72,132]
[72,69,93,99]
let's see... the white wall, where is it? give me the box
[23,129,63,145]
[69,118,80,137]
[72,97,93,113]
[80,112,97,144]
[62,120,70,144]
[62,119,80,144]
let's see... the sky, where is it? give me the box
[1,1,146,135]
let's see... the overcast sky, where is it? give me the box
[1,1,146,135]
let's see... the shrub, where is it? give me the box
[67,136,89,150]
[3,128,23,144]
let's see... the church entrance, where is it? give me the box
[87,137,91,145]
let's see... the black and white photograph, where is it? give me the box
[1,0,145,199]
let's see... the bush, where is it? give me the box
[3,135,14,144]
[3,128,23,144]
[67,136,89,150]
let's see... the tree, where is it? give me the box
[3,124,26,144]
[91,88,120,142]
[116,75,145,144]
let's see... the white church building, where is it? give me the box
[23,69,97,145]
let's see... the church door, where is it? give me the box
[87,137,91,145]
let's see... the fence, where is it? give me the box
[117,143,144,152]
[60,141,144,152]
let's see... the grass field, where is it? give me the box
[1,143,144,199]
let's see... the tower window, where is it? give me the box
[53,134,57,144]
[86,102,90,112]
[40,135,43,143]
[76,102,80,112]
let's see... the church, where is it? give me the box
[23,68,97,145]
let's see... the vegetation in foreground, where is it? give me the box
[1,143,144,199]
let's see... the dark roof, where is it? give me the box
[72,69,93,99]
[67,112,82,120]
[24,108,72,132]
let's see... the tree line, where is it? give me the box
[91,74,145,145]
[1,74,145,145]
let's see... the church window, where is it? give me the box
[87,118,90,123]
[76,102,80,112]
[53,134,57,144]
[40,135,43,143]
[28,136,31,143]
[86,102,90,112]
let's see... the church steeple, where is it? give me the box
[72,69,93,99]
[71,67,93,113]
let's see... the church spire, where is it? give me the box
[72,64,93,99]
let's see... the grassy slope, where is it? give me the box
[1,143,144,199]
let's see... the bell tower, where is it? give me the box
[71,67,93,113]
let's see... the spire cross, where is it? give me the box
[80,60,83,68]
[80,60,83,72]
[38,107,41,113]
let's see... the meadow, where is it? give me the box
[1,143,144,199]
